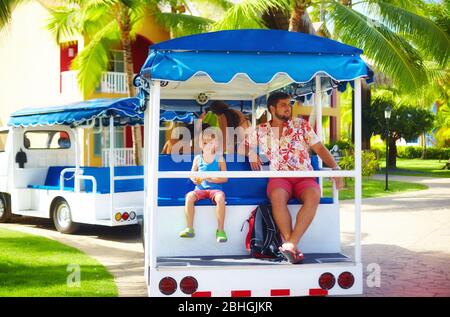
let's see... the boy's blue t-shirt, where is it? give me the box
[195,154,223,191]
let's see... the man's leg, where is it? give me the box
[268,187,292,242]
[288,186,321,249]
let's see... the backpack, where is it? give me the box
[243,204,284,260]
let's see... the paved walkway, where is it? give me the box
[340,175,450,296]
[0,219,146,297]
[1,175,449,297]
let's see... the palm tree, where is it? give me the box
[46,0,161,165]
[156,0,449,94]
[0,0,24,29]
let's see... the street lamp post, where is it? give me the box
[384,106,392,191]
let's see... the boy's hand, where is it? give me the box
[192,177,202,185]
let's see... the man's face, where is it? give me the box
[271,98,292,122]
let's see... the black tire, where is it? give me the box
[0,195,11,223]
[52,199,80,234]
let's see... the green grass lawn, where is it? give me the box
[323,177,428,200]
[0,228,117,297]
[379,158,450,178]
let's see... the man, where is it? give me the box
[246,91,344,263]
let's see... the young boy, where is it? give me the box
[179,129,228,242]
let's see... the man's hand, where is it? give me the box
[249,151,262,171]
[333,177,344,190]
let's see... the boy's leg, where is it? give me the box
[212,191,226,231]
[184,191,198,228]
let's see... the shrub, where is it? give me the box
[370,145,450,160]
[338,150,380,177]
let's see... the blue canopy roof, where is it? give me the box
[8,98,142,128]
[140,29,371,84]
[160,111,195,123]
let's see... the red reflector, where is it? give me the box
[271,289,290,296]
[338,272,355,289]
[231,290,251,297]
[309,288,328,296]
[122,212,129,221]
[180,276,198,295]
[159,277,177,295]
[319,272,336,290]
[192,291,212,297]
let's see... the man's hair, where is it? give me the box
[267,92,291,110]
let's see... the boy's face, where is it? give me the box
[200,134,217,152]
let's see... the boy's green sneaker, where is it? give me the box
[216,230,228,243]
[179,227,195,238]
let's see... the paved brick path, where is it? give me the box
[340,175,450,296]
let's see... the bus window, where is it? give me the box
[24,131,71,150]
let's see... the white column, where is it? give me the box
[146,81,161,278]
[315,76,323,194]
[354,78,362,264]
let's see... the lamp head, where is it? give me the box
[384,106,392,119]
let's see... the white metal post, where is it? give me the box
[315,76,323,195]
[354,78,362,264]
[251,97,256,128]
[74,128,81,192]
[146,81,161,279]
[143,97,151,286]
[109,116,115,213]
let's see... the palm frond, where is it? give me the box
[46,5,82,44]
[212,0,290,30]
[190,0,233,11]
[0,0,26,29]
[329,1,429,93]
[155,12,213,36]
[71,19,120,96]
[364,0,450,66]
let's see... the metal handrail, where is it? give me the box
[76,175,97,194]
[60,168,78,191]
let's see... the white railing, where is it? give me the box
[102,148,135,166]
[61,71,138,95]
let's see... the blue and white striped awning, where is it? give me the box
[8,98,142,127]
[137,29,372,100]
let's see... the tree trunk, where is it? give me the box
[388,138,397,168]
[361,81,372,150]
[117,4,142,166]
[288,0,311,32]
[421,133,427,159]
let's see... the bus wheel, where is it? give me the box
[0,195,11,223]
[52,199,79,234]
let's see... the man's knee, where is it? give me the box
[269,188,290,205]
[301,188,321,206]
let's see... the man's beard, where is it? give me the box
[274,111,290,122]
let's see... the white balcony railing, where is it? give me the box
[102,148,135,167]
[61,71,138,95]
